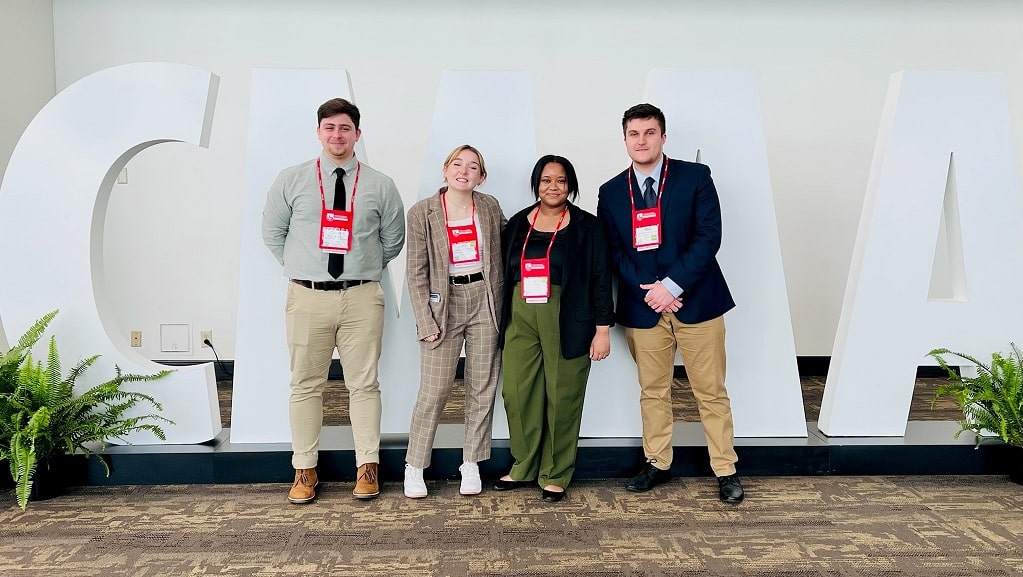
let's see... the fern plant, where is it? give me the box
[1,311,57,398]
[0,311,58,465]
[928,345,1023,449]
[0,310,172,509]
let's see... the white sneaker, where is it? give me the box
[404,464,427,498]
[459,462,482,495]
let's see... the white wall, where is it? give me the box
[34,0,1023,360]
[0,0,54,185]
[0,0,55,351]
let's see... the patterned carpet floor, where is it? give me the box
[1,475,1020,576]
[1,378,991,575]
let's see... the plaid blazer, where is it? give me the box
[406,190,506,348]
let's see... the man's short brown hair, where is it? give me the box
[622,103,666,135]
[317,98,361,129]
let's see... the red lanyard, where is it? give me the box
[316,158,361,211]
[627,155,669,212]
[441,192,475,225]
[521,205,568,264]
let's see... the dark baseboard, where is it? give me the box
[16,422,1018,489]
[156,359,235,381]
[796,356,829,377]
[155,357,955,382]
[791,357,953,379]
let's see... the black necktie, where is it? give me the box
[643,176,657,209]
[328,167,346,279]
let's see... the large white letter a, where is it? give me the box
[821,71,1023,436]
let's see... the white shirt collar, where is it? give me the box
[320,153,359,177]
[632,156,664,191]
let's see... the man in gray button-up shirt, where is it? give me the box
[262,97,405,504]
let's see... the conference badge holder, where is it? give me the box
[633,206,662,251]
[447,224,480,264]
[320,209,352,254]
[521,258,551,304]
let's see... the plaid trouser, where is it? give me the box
[405,280,501,468]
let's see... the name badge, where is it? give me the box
[448,223,480,264]
[320,209,353,254]
[520,258,550,304]
[632,207,661,251]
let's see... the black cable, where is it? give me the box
[204,339,233,380]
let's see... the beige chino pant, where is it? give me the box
[625,313,737,477]
[286,281,384,469]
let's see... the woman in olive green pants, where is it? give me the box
[494,155,614,502]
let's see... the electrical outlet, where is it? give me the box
[130,331,142,347]
[200,330,213,348]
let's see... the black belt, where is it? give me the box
[449,272,484,285]
[292,279,370,291]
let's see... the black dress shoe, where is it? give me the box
[541,488,566,503]
[491,478,533,491]
[626,461,672,492]
[717,473,745,504]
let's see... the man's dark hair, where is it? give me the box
[622,103,666,135]
[530,155,580,202]
[317,98,361,129]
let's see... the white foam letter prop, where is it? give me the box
[820,71,1023,436]
[0,62,221,443]
[644,69,807,437]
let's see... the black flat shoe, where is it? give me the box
[491,478,533,491]
[541,488,566,503]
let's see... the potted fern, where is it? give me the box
[1,310,172,509]
[928,344,1023,484]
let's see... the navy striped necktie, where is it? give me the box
[642,176,657,209]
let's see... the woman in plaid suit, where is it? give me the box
[403,145,506,498]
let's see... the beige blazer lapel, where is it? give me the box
[426,194,450,273]
[472,192,506,330]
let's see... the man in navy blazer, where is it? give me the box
[597,103,744,504]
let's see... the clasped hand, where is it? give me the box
[641,281,682,314]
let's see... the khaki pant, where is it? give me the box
[286,281,384,469]
[625,314,737,477]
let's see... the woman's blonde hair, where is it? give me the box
[442,144,487,181]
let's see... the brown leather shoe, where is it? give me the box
[288,468,318,504]
[353,463,380,499]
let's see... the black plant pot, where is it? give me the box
[0,463,13,490]
[28,457,66,503]
[1011,446,1023,486]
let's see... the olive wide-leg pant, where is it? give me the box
[501,285,591,489]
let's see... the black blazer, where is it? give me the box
[498,202,614,359]
[597,158,735,329]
